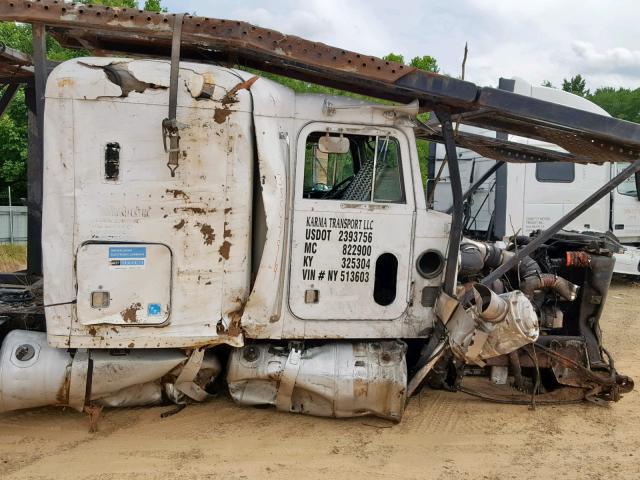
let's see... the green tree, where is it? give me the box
[562,74,590,97]
[383,53,439,73]
[143,0,167,12]
[0,88,28,200]
[79,0,137,7]
[383,53,437,185]
[588,87,640,124]
[409,55,439,73]
[0,0,167,202]
[542,80,555,88]
[383,53,405,64]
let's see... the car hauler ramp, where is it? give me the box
[2,0,640,164]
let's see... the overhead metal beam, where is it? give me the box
[416,126,580,164]
[0,1,477,109]
[1,0,640,163]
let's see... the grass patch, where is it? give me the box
[0,244,27,273]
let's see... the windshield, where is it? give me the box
[616,163,637,197]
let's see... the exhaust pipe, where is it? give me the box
[473,284,508,323]
[521,274,579,301]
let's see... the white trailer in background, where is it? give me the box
[431,77,640,275]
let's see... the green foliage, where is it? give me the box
[0,87,28,200]
[541,80,555,88]
[0,19,85,60]
[383,53,405,64]
[381,54,438,184]
[0,22,32,54]
[416,139,430,188]
[588,87,640,124]
[143,0,167,12]
[79,0,138,7]
[383,53,439,73]
[409,55,439,73]
[562,74,590,97]
[559,74,640,124]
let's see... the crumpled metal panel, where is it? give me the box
[227,341,407,421]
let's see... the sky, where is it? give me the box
[161,0,640,91]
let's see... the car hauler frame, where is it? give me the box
[0,0,637,418]
[424,78,640,276]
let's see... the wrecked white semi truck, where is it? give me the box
[0,1,636,421]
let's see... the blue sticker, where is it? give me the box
[147,303,162,316]
[109,247,147,259]
[120,260,145,266]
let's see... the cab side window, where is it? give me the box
[536,162,575,183]
[303,132,405,203]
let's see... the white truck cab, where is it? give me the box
[43,57,449,350]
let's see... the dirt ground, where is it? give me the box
[1,280,639,480]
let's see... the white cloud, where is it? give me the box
[162,0,640,90]
[572,41,640,76]
[227,0,396,59]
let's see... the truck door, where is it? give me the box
[611,162,640,242]
[289,124,415,320]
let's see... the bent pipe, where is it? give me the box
[520,274,579,302]
[459,239,542,279]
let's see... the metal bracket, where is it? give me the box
[175,348,209,402]
[275,344,303,412]
[163,13,186,177]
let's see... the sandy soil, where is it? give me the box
[1,281,639,480]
